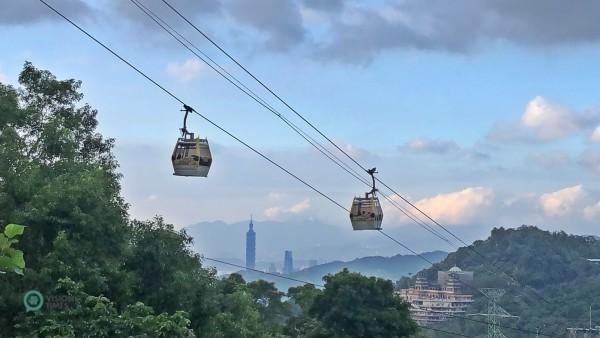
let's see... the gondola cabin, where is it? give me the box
[349,195,383,230]
[172,132,212,177]
[349,167,383,230]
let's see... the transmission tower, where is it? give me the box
[469,288,518,338]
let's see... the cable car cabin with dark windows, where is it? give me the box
[350,195,383,230]
[171,104,212,177]
[349,168,383,230]
[172,133,212,177]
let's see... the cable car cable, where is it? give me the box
[161,0,370,174]
[130,0,371,190]
[130,0,456,247]
[38,0,348,214]
[40,0,554,327]
[158,0,552,298]
[37,0,443,279]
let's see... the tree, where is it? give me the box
[0,63,131,332]
[15,278,195,338]
[285,284,322,337]
[309,269,417,338]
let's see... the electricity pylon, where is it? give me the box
[469,288,518,338]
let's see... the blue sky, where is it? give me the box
[2,0,600,246]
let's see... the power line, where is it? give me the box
[417,325,476,338]
[202,257,470,338]
[412,305,558,338]
[203,256,324,288]
[38,0,348,214]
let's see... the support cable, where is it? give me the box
[131,0,457,249]
[38,0,348,214]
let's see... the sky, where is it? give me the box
[1,0,600,251]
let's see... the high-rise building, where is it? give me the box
[283,250,294,274]
[245,216,256,269]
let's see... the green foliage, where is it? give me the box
[417,226,600,337]
[247,279,290,328]
[0,223,26,274]
[15,278,195,338]
[309,269,417,338]
[284,284,322,337]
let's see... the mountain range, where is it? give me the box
[239,251,447,291]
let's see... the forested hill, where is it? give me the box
[418,226,600,337]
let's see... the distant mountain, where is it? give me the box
[238,251,447,291]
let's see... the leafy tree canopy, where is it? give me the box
[309,269,417,338]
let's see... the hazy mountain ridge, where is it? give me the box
[239,251,448,291]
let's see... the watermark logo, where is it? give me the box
[23,290,44,312]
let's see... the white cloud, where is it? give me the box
[264,198,311,220]
[520,96,579,140]
[489,96,600,143]
[385,187,494,225]
[166,59,205,83]
[584,201,600,221]
[539,185,585,217]
[591,126,600,143]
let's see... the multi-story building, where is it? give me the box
[396,267,474,324]
[245,217,256,269]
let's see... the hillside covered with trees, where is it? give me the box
[415,226,600,337]
[0,63,420,337]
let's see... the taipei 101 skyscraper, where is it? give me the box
[245,216,256,269]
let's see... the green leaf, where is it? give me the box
[4,224,25,239]
[0,256,15,270]
[0,234,8,250]
[10,250,25,269]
